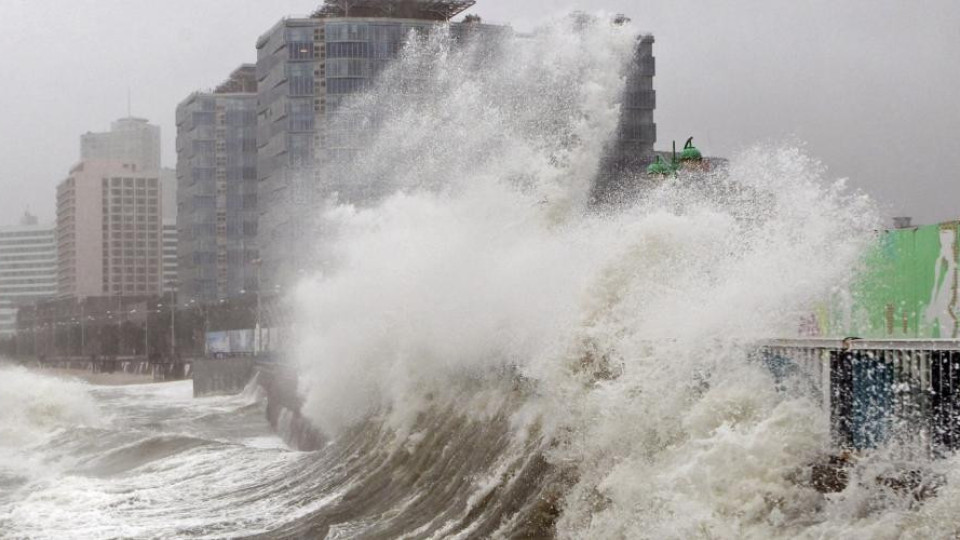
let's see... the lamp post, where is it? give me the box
[169,282,178,359]
[117,293,123,356]
[144,307,149,359]
[253,258,262,355]
[130,307,147,359]
[32,309,39,359]
[70,317,78,357]
[52,313,58,358]
[79,297,86,355]
[188,298,200,356]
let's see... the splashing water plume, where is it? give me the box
[272,17,960,538]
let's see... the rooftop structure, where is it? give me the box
[311,0,476,21]
[81,117,162,173]
[19,211,39,226]
[215,65,258,94]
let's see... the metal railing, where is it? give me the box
[760,339,960,456]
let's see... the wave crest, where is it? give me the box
[0,366,101,448]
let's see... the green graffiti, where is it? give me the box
[826,222,960,339]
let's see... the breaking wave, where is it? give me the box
[0,366,101,448]
[281,15,957,539]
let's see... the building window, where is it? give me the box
[288,99,315,132]
[288,64,315,96]
[193,111,215,126]
[326,58,370,78]
[326,78,370,95]
[326,41,372,59]
[289,41,314,60]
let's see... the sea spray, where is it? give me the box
[279,15,960,539]
[294,16,641,436]
[0,366,101,448]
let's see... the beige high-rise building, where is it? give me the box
[56,161,164,298]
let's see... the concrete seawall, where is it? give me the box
[28,357,191,381]
[192,357,255,397]
[190,355,323,450]
[254,358,324,451]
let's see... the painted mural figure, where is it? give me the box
[924,226,959,338]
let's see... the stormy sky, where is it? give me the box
[1,0,957,226]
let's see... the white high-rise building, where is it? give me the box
[0,213,58,337]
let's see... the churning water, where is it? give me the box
[4,15,960,540]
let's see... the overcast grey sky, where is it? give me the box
[1,0,957,226]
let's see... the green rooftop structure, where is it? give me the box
[645,155,673,176]
[643,137,709,177]
[679,137,702,162]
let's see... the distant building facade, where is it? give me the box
[161,167,178,221]
[163,220,178,293]
[254,0,479,289]
[56,161,164,298]
[0,213,57,338]
[175,65,259,305]
[81,117,162,173]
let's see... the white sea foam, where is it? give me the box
[277,14,960,538]
[0,366,101,448]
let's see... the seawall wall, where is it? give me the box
[192,357,255,397]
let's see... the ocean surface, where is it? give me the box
[2,358,960,539]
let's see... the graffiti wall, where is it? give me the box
[829,222,960,339]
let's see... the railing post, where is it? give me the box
[930,350,960,454]
[830,349,855,449]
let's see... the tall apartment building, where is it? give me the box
[81,117,162,173]
[255,0,478,289]
[176,65,259,305]
[254,2,656,287]
[0,213,57,338]
[56,161,164,298]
